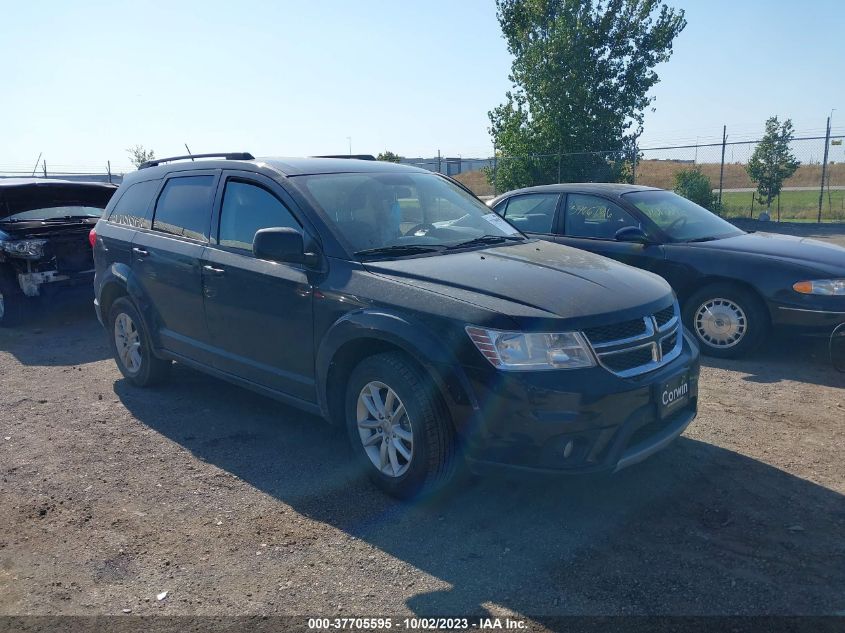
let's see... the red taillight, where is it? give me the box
[88,227,97,248]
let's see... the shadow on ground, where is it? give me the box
[115,361,845,616]
[0,291,110,367]
[701,332,845,388]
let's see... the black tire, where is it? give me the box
[0,268,26,327]
[683,283,768,359]
[345,352,456,499]
[107,297,171,386]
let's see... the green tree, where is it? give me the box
[126,145,155,169]
[746,116,800,209]
[487,0,686,192]
[673,168,716,211]
[377,151,403,163]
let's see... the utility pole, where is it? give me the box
[818,116,831,223]
[437,149,441,174]
[718,125,727,208]
[107,161,112,184]
[43,161,47,178]
[346,137,352,156]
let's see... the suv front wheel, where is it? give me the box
[108,297,171,386]
[345,352,456,499]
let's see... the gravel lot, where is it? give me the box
[1,226,844,622]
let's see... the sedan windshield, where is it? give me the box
[624,190,744,242]
[292,172,523,257]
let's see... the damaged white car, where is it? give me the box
[0,178,117,326]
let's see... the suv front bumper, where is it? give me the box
[457,332,700,474]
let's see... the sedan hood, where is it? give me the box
[364,240,673,329]
[693,232,845,271]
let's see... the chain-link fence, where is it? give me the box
[3,134,843,221]
[436,135,845,222]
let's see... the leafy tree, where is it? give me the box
[377,151,403,163]
[126,145,155,168]
[673,168,716,211]
[746,116,800,209]
[487,0,686,192]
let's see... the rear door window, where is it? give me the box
[501,193,559,233]
[218,180,301,252]
[108,180,159,229]
[152,176,215,241]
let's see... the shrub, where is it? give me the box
[674,169,717,211]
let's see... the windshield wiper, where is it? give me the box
[685,236,719,243]
[39,215,100,222]
[354,244,446,259]
[446,235,525,250]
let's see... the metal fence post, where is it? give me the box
[718,125,727,207]
[492,144,498,196]
[632,144,638,184]
[818,117,831,223]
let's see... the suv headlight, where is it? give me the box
[0,238,48,259]
[466,326,595,370]
[793,279,845,296]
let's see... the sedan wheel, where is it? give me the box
[356,381,414,478]
[693,297,747,349]
[683,283,767,359]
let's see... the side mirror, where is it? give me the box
[615,226,651,244]
[253,227,318,266]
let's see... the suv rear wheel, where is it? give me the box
[345,352,456,499]
[108,297,171,386]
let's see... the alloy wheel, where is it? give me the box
[356,381,414,478]
[114,312,142,373]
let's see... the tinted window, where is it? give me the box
[218,181,301,252]
[565,194,639,240]
[502,193,559,233]
[152,176,214,241]
[108,180,159,229]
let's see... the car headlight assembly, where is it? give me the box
[0,238,48,259]
[793,279,845,296]
[466,326,595,370]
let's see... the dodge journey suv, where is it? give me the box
[92,153,700,498]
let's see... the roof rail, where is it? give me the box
[312,154,377,161]
[139,152,255,169]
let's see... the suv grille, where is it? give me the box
[583,318,647,344]
[583,303,682,378]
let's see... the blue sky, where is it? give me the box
[1,0,842,172]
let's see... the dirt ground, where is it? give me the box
[1,233,844,623]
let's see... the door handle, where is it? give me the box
[203,265,226,276]
[132,247,149,256]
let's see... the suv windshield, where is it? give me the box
[1,205,104,222]
[292,172,523,256]
[624,190,743,242]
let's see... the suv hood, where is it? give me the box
[364,240,673,329]
[692,232,845,272]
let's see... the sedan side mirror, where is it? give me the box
[253,227,319,266]
[615,226,651,244]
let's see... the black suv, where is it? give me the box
[0,178,116,325]
[92,153,700,498]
